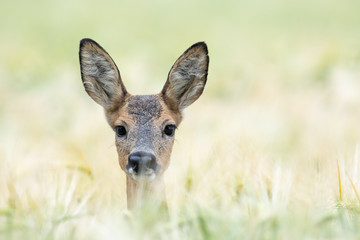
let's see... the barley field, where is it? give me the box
[1,0,360,239]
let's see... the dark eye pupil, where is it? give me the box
[115,126,127,137]
[164,125,176,136]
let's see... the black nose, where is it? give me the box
[126,151,158,174]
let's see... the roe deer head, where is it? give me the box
[79,39,209,209]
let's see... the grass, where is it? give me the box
[1,0,360,239]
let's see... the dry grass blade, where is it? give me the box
[346,172,360,204]
[337,160,343,202]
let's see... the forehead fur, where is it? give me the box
[105,94,182,127]
[127,95,162,124]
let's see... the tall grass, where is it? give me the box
[1,0,360,239]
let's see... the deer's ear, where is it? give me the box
[161,42,209,110]
[79,38,127,109]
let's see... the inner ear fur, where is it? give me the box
[79,38,127,109]
[161,42,209,110]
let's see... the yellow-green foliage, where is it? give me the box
[1,0,360,239]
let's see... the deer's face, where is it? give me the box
[106,95,181,181]
[79,39,208,182]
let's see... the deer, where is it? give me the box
[78,38,209,210]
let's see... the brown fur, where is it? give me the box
[79,39,209,210]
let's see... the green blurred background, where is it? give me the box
[2,0,360,93]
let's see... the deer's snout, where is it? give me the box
[126,151,159,179]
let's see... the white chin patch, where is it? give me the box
[128,168,156,181]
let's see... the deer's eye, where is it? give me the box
[164,124,176,137]
[115,126,127,137]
